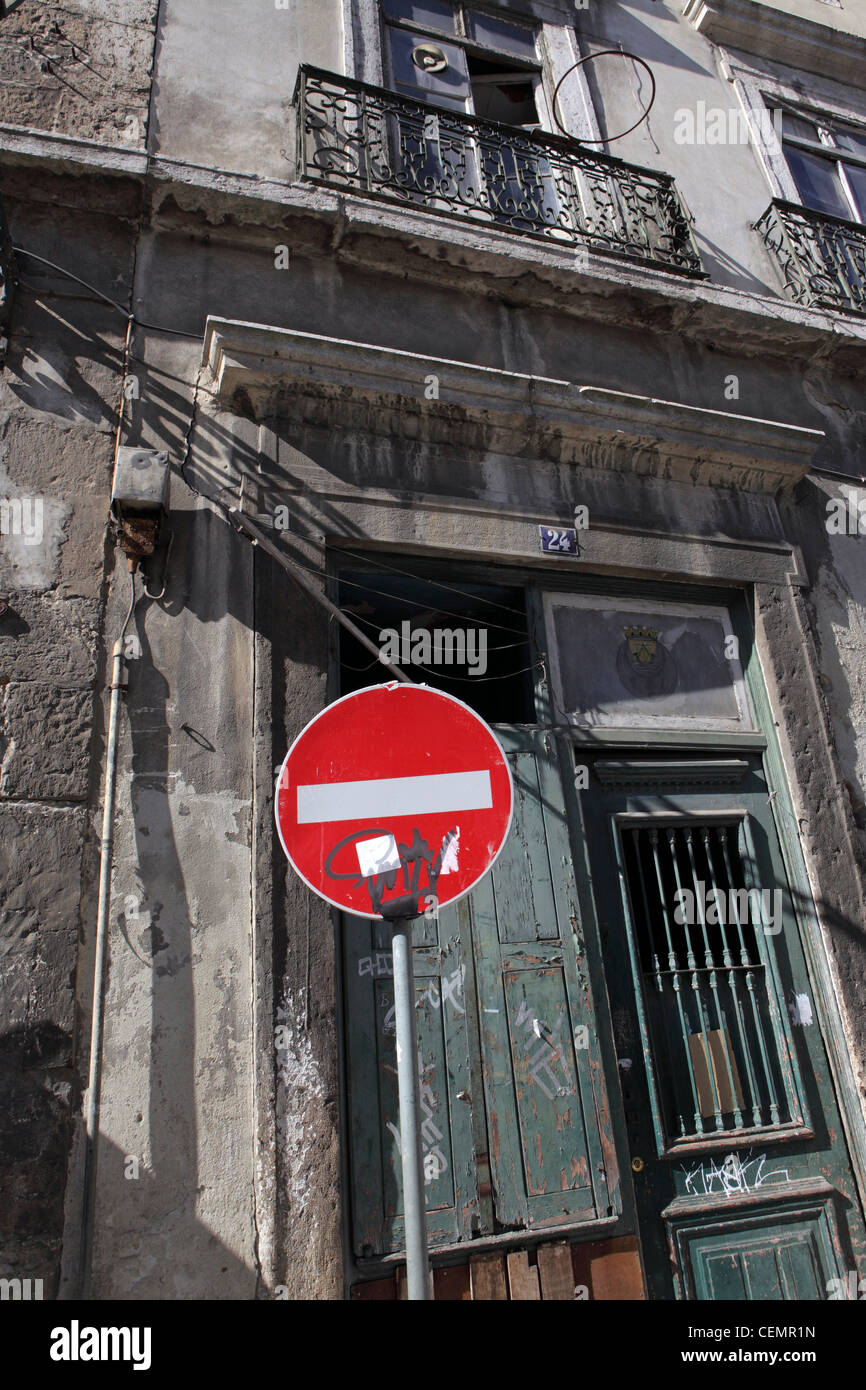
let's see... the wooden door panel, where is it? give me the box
[666,1183,847,1300]
[469,741,616,1231]
[581,755,866,1299]
[344,914,479,1255]
[344,731,620,1255]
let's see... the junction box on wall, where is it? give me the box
[110,447,171,567]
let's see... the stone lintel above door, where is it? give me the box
[201,316,823,494]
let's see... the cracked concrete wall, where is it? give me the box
[82,521,260,1297]
[0,1,159,146]
[149,0,342,181]
[0,166,134,1293]
[250,488,341,1300]
[6,168,866,1297]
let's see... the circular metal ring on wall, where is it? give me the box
[412,43,449,74]
[552,50,656,144]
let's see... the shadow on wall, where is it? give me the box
[78,564,260,1300]
[0,1025,76,1297]
[0,977,255,1301]
[85,1137,255,1302]
[692,230,778,297]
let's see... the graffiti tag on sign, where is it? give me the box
[325,825,458,916]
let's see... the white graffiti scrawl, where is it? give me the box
[386,1053,448,1186]
[681,1151,791,1197]
[514,999,575,1101]
[380,966,465,1035]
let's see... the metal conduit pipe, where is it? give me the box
[77,562,137,1298]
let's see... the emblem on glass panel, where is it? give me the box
[617,625,678,697]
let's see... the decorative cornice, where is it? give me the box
[683,0,866,85]
[201,317,823,493]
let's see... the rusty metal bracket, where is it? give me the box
[114,515,159,564]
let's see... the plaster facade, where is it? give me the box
[0,0,864,1300]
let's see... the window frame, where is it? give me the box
[380,1,549,132]
[341,0,603,142]
[778,103,866,224]
[716,49,866,224]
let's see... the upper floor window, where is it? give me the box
[780,107,866,223]
[381,0,542,128]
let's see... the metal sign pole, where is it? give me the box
[390,916,431,1300]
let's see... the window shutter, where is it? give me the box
[344,908,480,1256]
[343,731,619,1255]
[466,736,617,1230]
[386,27,471,112]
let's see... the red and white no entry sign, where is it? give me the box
[275,684,513,920]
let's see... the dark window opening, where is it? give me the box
[336,561,534,723]
[467,54,538,127]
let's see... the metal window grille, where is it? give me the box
[620,821,795,1143]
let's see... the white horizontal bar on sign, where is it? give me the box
[296,770,493,824]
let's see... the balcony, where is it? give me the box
[757,200,866,317]
[294,66,704,279]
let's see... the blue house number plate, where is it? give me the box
[539,525,580,555]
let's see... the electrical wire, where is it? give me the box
[803,463,866,485]
[404,658,544,684]
[11,247,563,692]
[342,608,531,652]
[183,457,545,680]
[342,647,542,683]
[118,563,138,644]
[11,246,200,337]
[12,246,129,314]
[336,544,534,622]
[142,529,174,600]
[339,653,383,673]
[298,551,528,635]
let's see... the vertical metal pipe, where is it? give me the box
[77,566,136,1296]
[391,919,431,1301]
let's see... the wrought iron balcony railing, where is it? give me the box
[756,199,866,317]
[294,66,704,278]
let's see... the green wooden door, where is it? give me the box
[579,752,866,1300]
[343,729,619,1260]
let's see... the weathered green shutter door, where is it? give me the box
[462,732,617,1231]
[343,728,619,1257]
[344,905,480,1257]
